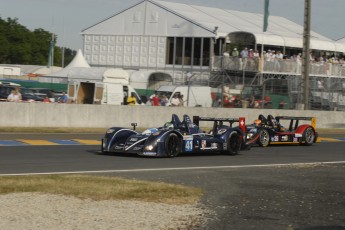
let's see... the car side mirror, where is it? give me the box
[131,123,137,130]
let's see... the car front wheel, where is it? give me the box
[258,129,270,147]
[165,133,180,158]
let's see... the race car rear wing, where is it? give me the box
[193,116,246,134]
[275,116,316,130]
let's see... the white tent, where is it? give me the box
[49,49,90,77]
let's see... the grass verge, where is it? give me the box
[0,174,203,205]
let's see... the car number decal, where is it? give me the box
[201,140,206,149]
[185,140,193,152]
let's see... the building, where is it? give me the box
[81,0,345,110]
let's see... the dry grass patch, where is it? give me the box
[0,175,203,205]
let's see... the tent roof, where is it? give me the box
[337,37,345,43]
[49,49,90,77]
[154,0,337,50]
[82,0,341,52]
[335,37,345,52]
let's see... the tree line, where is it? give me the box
[0,17,76,67]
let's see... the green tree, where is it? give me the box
[0,17,76,66]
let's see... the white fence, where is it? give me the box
[213,56,345,77]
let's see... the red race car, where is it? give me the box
[246,114,318,147]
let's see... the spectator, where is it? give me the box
[7,89,21,102]
[178,94,186,106]
[240,47,248,70]
[170,94,180,106]
[58,91,68,103]
[126,92,137,105]
[231,48,239,57]
[240,47,248,59]
[48,90,55,102]
[232,48,240,69]
[150,91,160,106]
[265,50,272,71]
[160,94,168,106]
[276,50,283,71]
[248,49,254,59]
[43,96,51,103]
[253,50,260,59]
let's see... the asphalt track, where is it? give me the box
[0,133,344,230]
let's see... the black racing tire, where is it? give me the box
[225,131,241,155]
[258,129,270,147]
[165,133,180,158]
[301,127,315,146]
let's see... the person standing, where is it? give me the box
[151,93,160,106]
[178,94,186,106]
[170,94,180,106]
[231,48,239,57]
[150,91,160,106]
[126,92,137,105]
[232,48,240,70]
[160,95,168,106]
[240,47,248,70]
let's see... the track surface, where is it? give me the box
[0,134,344,230]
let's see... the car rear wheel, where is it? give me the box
[165,133,180,158]
[225,131,241,155]
[302,127,315,146]
[258,129,270,147]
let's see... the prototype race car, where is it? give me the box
[101,114,250,157]
[246,114,318,147]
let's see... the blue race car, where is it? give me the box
[101,114,250,157]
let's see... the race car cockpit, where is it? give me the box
[267,114,285,132]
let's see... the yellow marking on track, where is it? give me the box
[317,137,342,142]
[17,140,58,145]
[73,139,101,145]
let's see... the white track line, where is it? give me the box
[1,161,345,176]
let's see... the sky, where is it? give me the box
[1,0,344,51]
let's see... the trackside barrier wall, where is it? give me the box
[0,103,344,129]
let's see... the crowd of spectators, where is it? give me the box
[222,47,345,76]
[146,91,186,106]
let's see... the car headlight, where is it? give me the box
[106,128,115,134]
[145,145,154,151]
[247,133,254,139]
